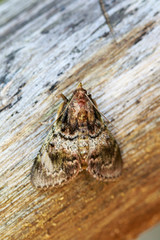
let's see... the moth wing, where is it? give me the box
[87,126,122,181]
[31,129,80,188]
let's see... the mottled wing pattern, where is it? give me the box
[31,128,80,188]
[87,123,122,181]
[31,83,122,188]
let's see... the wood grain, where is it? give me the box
[0,0,160,239]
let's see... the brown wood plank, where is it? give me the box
[0,0,160,239]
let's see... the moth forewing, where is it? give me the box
[31,83,122,188]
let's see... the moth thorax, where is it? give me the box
[78,127,89,166]
[77,109,88,127]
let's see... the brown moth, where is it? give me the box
[31,83,122,188]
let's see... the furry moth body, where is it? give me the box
[31,83,122,188]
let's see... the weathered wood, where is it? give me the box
[0,0,160,240]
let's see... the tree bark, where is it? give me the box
[0,0,160,240]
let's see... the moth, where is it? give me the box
[31,83,122,188]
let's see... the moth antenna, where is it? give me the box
[45,93,76,132]
[85,93,118,132]
[85,93,110,124]
[99,0,117,44]
[45,83,84,132]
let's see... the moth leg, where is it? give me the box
[59,93,68,102]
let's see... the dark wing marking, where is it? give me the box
[87,126,122,181]
[31,129,80,188]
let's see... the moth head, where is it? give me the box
[76,83,92,99]
[73,82,87,96]
[71,83,88,108]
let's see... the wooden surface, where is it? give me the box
[0,0,160,239]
